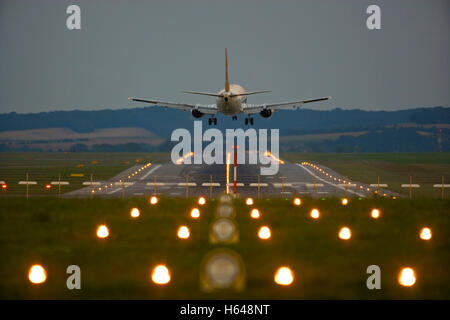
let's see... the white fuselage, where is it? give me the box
[216,84,246,116]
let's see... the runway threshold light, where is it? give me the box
[198,197,206,205]
[190,208,200,219]
[151,265,171,285]
[28,264,47,284]
[274,267,294,286]
[96,225,109,238]
[150,196,158,205]
[130,208,140,218]
[310,209,320,219]
[338,227,351,240]
[258,226,271,240]
[398,267,416,287]
[420,227,432,240]
[250,209,260,219]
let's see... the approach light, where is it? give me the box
[190,208,200,219]
[420,227,432,240]
[274,266,294,286]
[258,226,271,240]
[28,264,47,284]
[2,184,7,190]
[293,198,301,206]
[341,198,349,206]
[45,184,51,190]
[130,207,140,218]
[245,198,254,206]
[151,265,171,285]
[250,209,260,219]
[371,209,380,219]
[177,226,190,239]
[338,227,351,240]
[198,197,206,205]
[150,196,158,205]
[96,225,109,238]
[310,208,320,219]
[398,267,416,287]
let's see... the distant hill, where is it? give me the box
[0,106,448,152]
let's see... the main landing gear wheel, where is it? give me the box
[245,117,254,125]
[232,116,237,121]
[208,118,217,125]
[244,118,248,125]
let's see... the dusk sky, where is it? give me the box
[0,0,449,113]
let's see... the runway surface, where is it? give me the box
[65,158,398,199]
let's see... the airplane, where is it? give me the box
[129,49,331,125]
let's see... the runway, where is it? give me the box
[65,158,398,199]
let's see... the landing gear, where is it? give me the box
[244,117,254,125]
[208,117,217,125]
[232,116,237,121]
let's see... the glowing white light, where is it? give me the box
[250,209,260,219]
[371,209,380,219]
[258,226,271,240]
[130,207,140,218]
[274,267,294,286]
[293,198,301,206]
[398,267,416,287]
[341,198,349,205]
[96,225,109,238]
[177,226,190,239]
[28,265,47,284]
[420,227,432,240]
[151,265,171,285]
[150,196,158,205]
[338,227,351,240]
[190,208,200,219]
[310,209,320,219]
[245,198,254,206]
[198,197,206,205]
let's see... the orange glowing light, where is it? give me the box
[250,209,260,219]
[420,227,432,240]
[341,198,349,205]
[130,208,140,218]
[96,225,109,238]
[258,226,271,240]
[274,266,294,286]
[245,198,254,206]
[190,208,200,219]
[150,196,158,205]
[198,197,206,205]
[398,267,416,287]
[28,264,47,284]
[338,227,351,240]
[45,184,51,190]
[371,209,380,219]
[310,208,320,219]
[177,226,190,239]
[151,265,171,285]
[293,198,301,206]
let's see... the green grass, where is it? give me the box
[0,197,449,299]
[282,153,450,198]
[0,152,170,196]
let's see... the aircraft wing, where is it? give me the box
[129,98,218,114]
[242,96,331,114]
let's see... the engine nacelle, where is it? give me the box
[259,108,273,118]
[191,109,204,118]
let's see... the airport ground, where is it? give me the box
[0,196,449,299]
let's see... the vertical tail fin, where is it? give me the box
[225,48,230,92]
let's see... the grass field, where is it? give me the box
[0,196,449,299]
[0,152,170,196]
[282,153,450,198]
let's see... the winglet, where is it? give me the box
[225,48,230,92]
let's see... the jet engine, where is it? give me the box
[259,108,273,118]
[191,109,204,118]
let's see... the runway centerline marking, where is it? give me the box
[296,163,366,198]
[140,164,162,180]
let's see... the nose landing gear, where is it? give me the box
[232,116,238,121]
[244,117,254,125]
[208,117,217,125]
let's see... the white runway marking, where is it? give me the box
[296,164,366,198]
[140,164,162,180]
